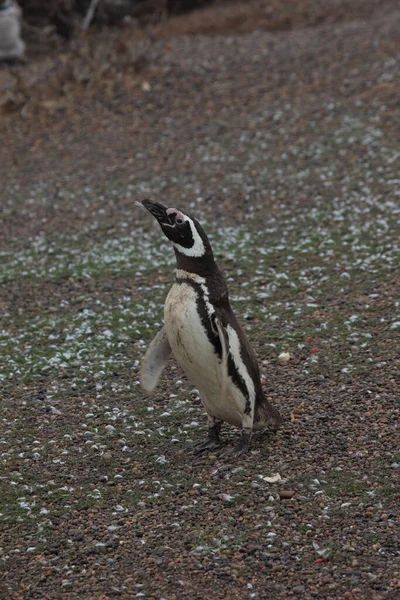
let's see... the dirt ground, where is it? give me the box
[0,1,399,599]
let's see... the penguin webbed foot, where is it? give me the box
[191,437,221,454]
[224,428,252,457]
[189,422,222,454]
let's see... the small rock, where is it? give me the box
[279,490,296,500]
[292,585,305,594]
[278,352,291,364]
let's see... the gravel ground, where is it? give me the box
[1,1,399,599]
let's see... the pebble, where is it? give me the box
[278,352,291,364]
[292,585,305,594]
[279,490,296,500]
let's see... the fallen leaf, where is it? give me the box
[313,540,333,559]
[221,493,235,502]
[263,473,282,483]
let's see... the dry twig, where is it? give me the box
[82,0,100,29]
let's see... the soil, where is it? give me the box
[0,1,399,599]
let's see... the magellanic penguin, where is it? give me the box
[140,199,281,455]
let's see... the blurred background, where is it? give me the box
[1,0,399,235]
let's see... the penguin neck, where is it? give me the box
[173,247,220,279]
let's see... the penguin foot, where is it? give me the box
[223,428,252,457]
[187,420,222,453]
[191,438,222,454]
[222,446,248,457]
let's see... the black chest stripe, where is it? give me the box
[175,278,251,411]
[175,278,222,359]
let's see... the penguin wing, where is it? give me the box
[214,305,259,379]
[215,304,282,428]
[214,303,264,399]
[140,327,172,394]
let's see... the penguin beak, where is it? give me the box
[142,199,172,226]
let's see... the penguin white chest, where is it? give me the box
[164,283,244,427]
[164,283,216,377]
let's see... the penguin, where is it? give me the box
[0,0,25,62]
[140,199,281,455]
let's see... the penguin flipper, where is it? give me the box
[215,304,281,429]
[140,327,171,394]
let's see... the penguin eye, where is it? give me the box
[175,217,184,225]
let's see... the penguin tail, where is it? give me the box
[255,397,282,430]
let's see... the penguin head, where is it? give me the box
[142,199,213,260]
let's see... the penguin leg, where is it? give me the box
[224,412,254,456]
[191,416,223,453]
[229,427,252,456]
